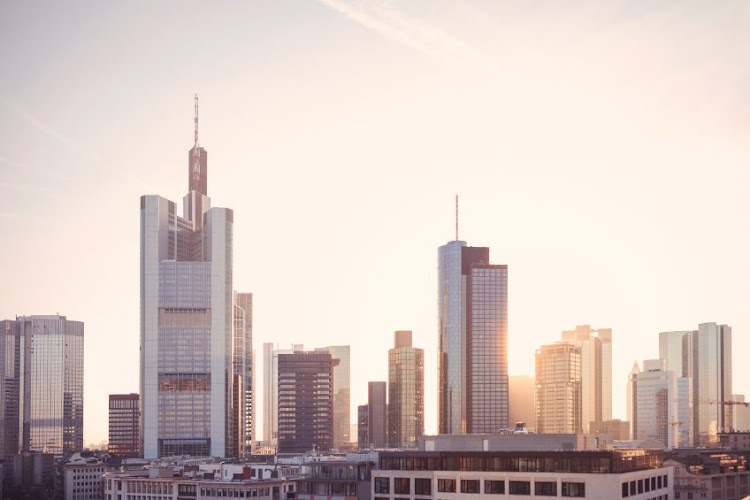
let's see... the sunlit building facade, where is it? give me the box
[388,331,424,448]
[315,346,351,449]
[140,109,235,458]
[437,240,508,435]
[0,315,84,462]
[561,325,612,434]
[535,343,581,434]
[232,292,253,457]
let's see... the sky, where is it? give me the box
[1,1,748,446]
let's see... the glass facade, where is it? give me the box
[388,331,424,448]
[109,393,140,457]
[232,292,253,457]
[315,346,351,449]
[535,343,581,434]
[630,363,675,448]
[0,315,84,459]
[438,241,509,434]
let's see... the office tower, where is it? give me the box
[659,331,691,376]
[368,382,387,448]
[626,361,639,438]
[232,292,253,456]
[315,346,351,449]
[108,394,140,457]
[438,240,508,435]
[388,331,424,448]
[535,343,581,434]
[509,376,536,431]
[683,322,732,446]
[276,351,335,454]
[731,395,750,431]
[560,325,612,433]
[140,98,235,458]
[265,344,304,448]
[630,360,676,449]
[357,405,369,450]
[262,342,273,442]
[0,315,84,461]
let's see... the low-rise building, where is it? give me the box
[297,459,373,499]
[372,449,671,499]
[59,453,107,500]
[719,431,750,451]
[667,449,750,500]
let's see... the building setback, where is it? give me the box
[388,330,424,448]
[277,351,336,454]
[438,240,508,435]
[140,97,235,458]
[109,393,140,458]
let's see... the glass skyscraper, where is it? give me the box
[388,330,424,448]
[232,292,253,457]
[438,240,508,434]
[315,346,351,449]
[535,342,581,434]
[140,104,235,459]
[0,315,84,461]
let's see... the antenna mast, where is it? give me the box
[192,94,201,179]
[455,194,459,241]
[193,93,199,150]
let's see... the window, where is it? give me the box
[535,481,557,496]
[645,477,651,492]
[415,478,431,495]
[638,479,644,494]
[651,477,656,490]
[438,479,456,492]
[630,481,636,496]
[374,477,389,494]
[485,480,505,494]
[461,480,480,494]
[658,476,662,489]
[562,482,585,497]
[664,475,668,487]
[509,481,531,495]
[394,478,410,495]
[622,482,629,497]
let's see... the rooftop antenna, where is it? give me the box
[455,194,459,241]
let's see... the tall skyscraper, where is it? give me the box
[232,292,253,456]
[262,342,273,443]
[659,330,691,376]
[0,315,84,466]
[265,344,304,448]
[683,322,732,446]
[108,394,140,458]
[560,325,612,433]
[315,346,351,449]
[277,351,335,454]
[387,331,424,448]
[509,375,536,431]
[535,343,581,434]
[368,382,387,448]
[630,360,675,449]
[438,240,508,435]
[140,97,235,458]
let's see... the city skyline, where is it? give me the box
[1,2,749,445]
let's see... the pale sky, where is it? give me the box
[1,1,748,446]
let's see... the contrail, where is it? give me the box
[317,0,495,70]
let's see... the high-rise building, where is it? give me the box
[438,240,508,435]
[368,382,387,448]
[535,343,581,434]
[659,331,691,376]
[140,98,235,458]
[560,325,612,433]
[509,375,536,432]
[683,322,732,446]
[262,342,273,443]
[630,360,675,449]
[731,395,750,432]
[626,361,640,438]
[387,331,424,448]
[0,315,84,466]
[232,292,253,456]
[265,344,304,448]
[357,405,369,450]
[315,346,351,449]
[276,351,335,454]
[108,394,140,458]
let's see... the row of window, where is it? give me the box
[622,474,668,497]
[374,477,585,497]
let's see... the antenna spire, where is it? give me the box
[455,194,459,241]
[193,93,199,149]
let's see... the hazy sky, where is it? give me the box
[1,1,748,446]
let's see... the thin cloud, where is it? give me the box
[317,0,495,70]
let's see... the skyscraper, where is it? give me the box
[438,240,508,435]
[684,322,732,446]
[0,315,84,463]
[265,344,304,448]
[387,331,424,448]
[315,346,351,449]
[368,382,387,448]
[140,97,235,458]
[262,342,273,443]
[277,351,335,454]
[630,360,675,449]
[232,292,253,456]
[560,325,612,433]
[108,394,140,458]
[535,343,581,434]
